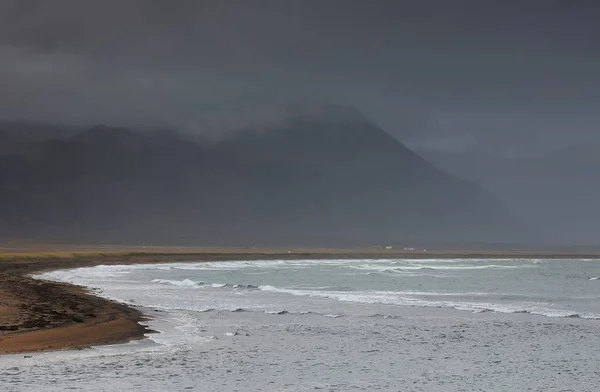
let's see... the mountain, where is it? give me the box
[0,121,78,143]
[418,146,600,245]
[0,111,515,246]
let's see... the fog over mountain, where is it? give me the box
[2,1,600,149]
[0,110,518,246]
[0,1,599,247]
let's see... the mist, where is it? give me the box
[1,1,599,150]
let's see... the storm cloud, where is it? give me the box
[1,0,599,152]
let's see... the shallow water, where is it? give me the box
[2,258,600,391]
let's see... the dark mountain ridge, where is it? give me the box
[0,114,516,246]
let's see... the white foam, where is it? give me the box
[395,264,528,271]
[265,310,289,315]
[35,259,600,327]
[152,278,198,287]
[258,285,600,319]
[345,265,417,273]
[35,259,536,285]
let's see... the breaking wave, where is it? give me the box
[151,279,258,289]
[257,285,600,320]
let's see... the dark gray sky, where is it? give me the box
[1,0,599,154]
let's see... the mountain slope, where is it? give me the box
[0,114,515,246]
[418,146,600,245]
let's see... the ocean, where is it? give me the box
[2,258,600,391]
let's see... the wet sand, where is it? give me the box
[1,247,599,354]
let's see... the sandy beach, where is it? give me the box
[2,247,600,355]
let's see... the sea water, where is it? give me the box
[2,258,600,391]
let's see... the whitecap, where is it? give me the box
[265,310,289,315]
[151,278,198,287]
[258,285,600,320]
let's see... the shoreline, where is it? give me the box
[2,249,600,354]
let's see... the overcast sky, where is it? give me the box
[1,0,599,154]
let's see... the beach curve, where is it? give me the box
[2,247,600,354]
